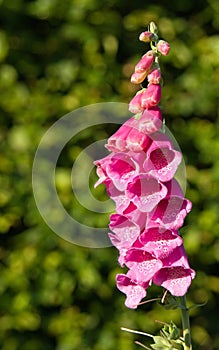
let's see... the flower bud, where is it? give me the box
[135,50,155,74]
[141,84,161,109]
[157,40,171,56]
[130,71,147,84]
[129,90,144,114]
[139,31,156,42]
[147,67,162,84]
[149,21,158,35]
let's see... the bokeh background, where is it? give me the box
[1,0,219,349]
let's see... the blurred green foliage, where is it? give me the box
[0,0,219,349]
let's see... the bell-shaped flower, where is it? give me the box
[153,266,195,296]
[126,174,167,212]
[105,117,152,153]
[135,50,155,74]
[138,226,183,260]
[109,213,141,251]
[125,248,163,283]
[95,152,144,192]
[143,132,182,182]
[105,181,130,213]
[129,90,145,114]
[147,67,162,84]
[153,245,195,296]
[106,109,162,154]
[148,194,192,230]
[141,84,161,109]
[139,107,162,134]
[116,274,149,309]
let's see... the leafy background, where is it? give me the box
[0,0,219,349]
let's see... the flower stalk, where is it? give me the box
[180,295,192,350]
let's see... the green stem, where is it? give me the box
[179,295,192,350]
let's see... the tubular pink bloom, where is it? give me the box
[129,90,144,114]
[105,109,162,153]
[148,195,192,230]
[141,84,161,109]
[122,201,148,227]
[94,27,195,307]
[139,31,155,42]
[105,182,130,213]
[162,245,190,268]
[131,71,147,84]
[109,213,141,250]
[153,266,195,296]
[143,132,182,182]
[139,107,162,134]
[138,227,183,260]
[147,67,162,84]
[165,178,184,197]
[157,40,171,56]
[105,117,152,152]
[106,154,137,191]
[126,174,167,212]
[135,50,155,74]
[95,152,142,191]
[125,249,163,283]
[94,154,112,188]
[116,274,149,309]
[153,245,196,295]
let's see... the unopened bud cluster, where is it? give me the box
[94,23,195,309]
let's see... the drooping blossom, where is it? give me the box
[94,24,195,309]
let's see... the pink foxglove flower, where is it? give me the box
[116,274,149,309]
[153,266,195,296]
[134,50,155,74]
[125,248,163,283]
[148,194,192,230]
[138,227,183,260]
[143,132,182,182]
[126,174,167,212]
[129,90,145,114]
[147,67,162,84]
[141,84,161,109]
[105,107,162,153]
[94,24,195,310]
[109,213,141,250]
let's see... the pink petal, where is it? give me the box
[149,195,192,230]
[107,153,137,191]
[135,51,155,74]
[139,107,162,134]
[116,274,148,309]
[153,266,195,296]
[139,227,183,259]
[126,174,167,212]
[106,182,130,213]
[129,91,144,114]
[143,132,182,182]
[109,213,141,249]
[105,117,152,152]
[141,84,161,109]
[125,248,162,282]
[161,245,191,268]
